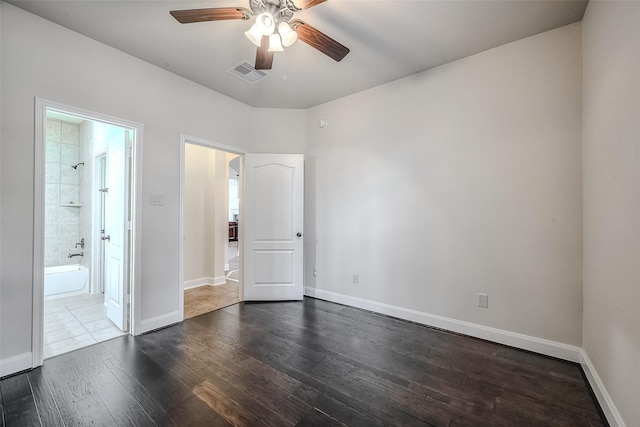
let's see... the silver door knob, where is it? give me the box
[296,232,302,237]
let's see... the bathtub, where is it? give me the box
[44,264,89,298]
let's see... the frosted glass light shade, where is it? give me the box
[268,33,284,52]
[244,23,263,47]
[278,22,298,47]
[255,12,275,36]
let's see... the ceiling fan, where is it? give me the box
[170,0,350,70]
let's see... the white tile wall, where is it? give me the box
[44,243,59,267]
[60,184,80,205]
[44,224,60,242]
[60,248,80,265]
[45,141,61,163]
[46,120,61,142]
[45,204,59,226]
[60,206,79,225]
[59,224,80,247]
[45,118,87,267]
[60,165,80,185]
[45,183,60,207]
[61,122,80,145]
[45,162,60,184]
[79,121,93,271]
[60,143,79,165]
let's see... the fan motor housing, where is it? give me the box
[249,0,295,21]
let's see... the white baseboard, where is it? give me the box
[184,277,211,289]
[184,275,227,289]
[138,310,181,335]
[581,351,626,427]
[0,352,33,377]
[211,275,227,286]
[304,287,582,362]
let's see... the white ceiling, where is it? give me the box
[7,0,588,109]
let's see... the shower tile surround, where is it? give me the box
[45,118,92,269]
[44,118,121,359]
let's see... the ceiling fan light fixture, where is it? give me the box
[268,33,284,52]
[244,23,263,47]
[255,12,275,35]
[278,22,298,47]
[169,0,350,72]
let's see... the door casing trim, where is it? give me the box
[179,134,247,320]
[33,98,144,367]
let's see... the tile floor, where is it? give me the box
[227,240,239,282]
[44,242,240,356]
[183,282,240,319]
[44,293,125,358]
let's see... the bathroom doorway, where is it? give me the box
[34,100,142,363]
[180,137,245,319]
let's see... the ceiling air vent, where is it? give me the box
[227,61,270,84]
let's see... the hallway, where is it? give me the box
[183,241,240,319]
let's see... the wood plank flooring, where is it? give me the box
[0,298,607,426]
[184,282,240,320]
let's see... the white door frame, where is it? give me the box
[179,134,248,320]
[33,98,144,367]
[92,152,107,295]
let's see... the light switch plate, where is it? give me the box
[150,193,164,206]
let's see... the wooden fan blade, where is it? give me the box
[294,0,327,10]
[290,19,349,62]
[170,7,250,24]
[255,36,274,70]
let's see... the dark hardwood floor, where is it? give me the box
[1,298,607,426]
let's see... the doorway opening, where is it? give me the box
[179,138,304,315]
[180,137,245,319]
[34,101,142,363]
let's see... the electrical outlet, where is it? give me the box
[478,293,489,308]
[352,275,359,284]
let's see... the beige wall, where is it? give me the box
[582,1,640,425]
[306,23,583,346]
[183,144,227,283]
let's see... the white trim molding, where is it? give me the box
[581,351,627,427]
[184,277,211,289]
[184,276,227,289]
[32,98,46,368]
[178,133,247,322]
[0,353,33,378]
[33,98,144,353]
[212,275,227,286]
[138,311,182,335]
[304,287,582,362]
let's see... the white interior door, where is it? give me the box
[243,154,304,300]
[104,129,130,330]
